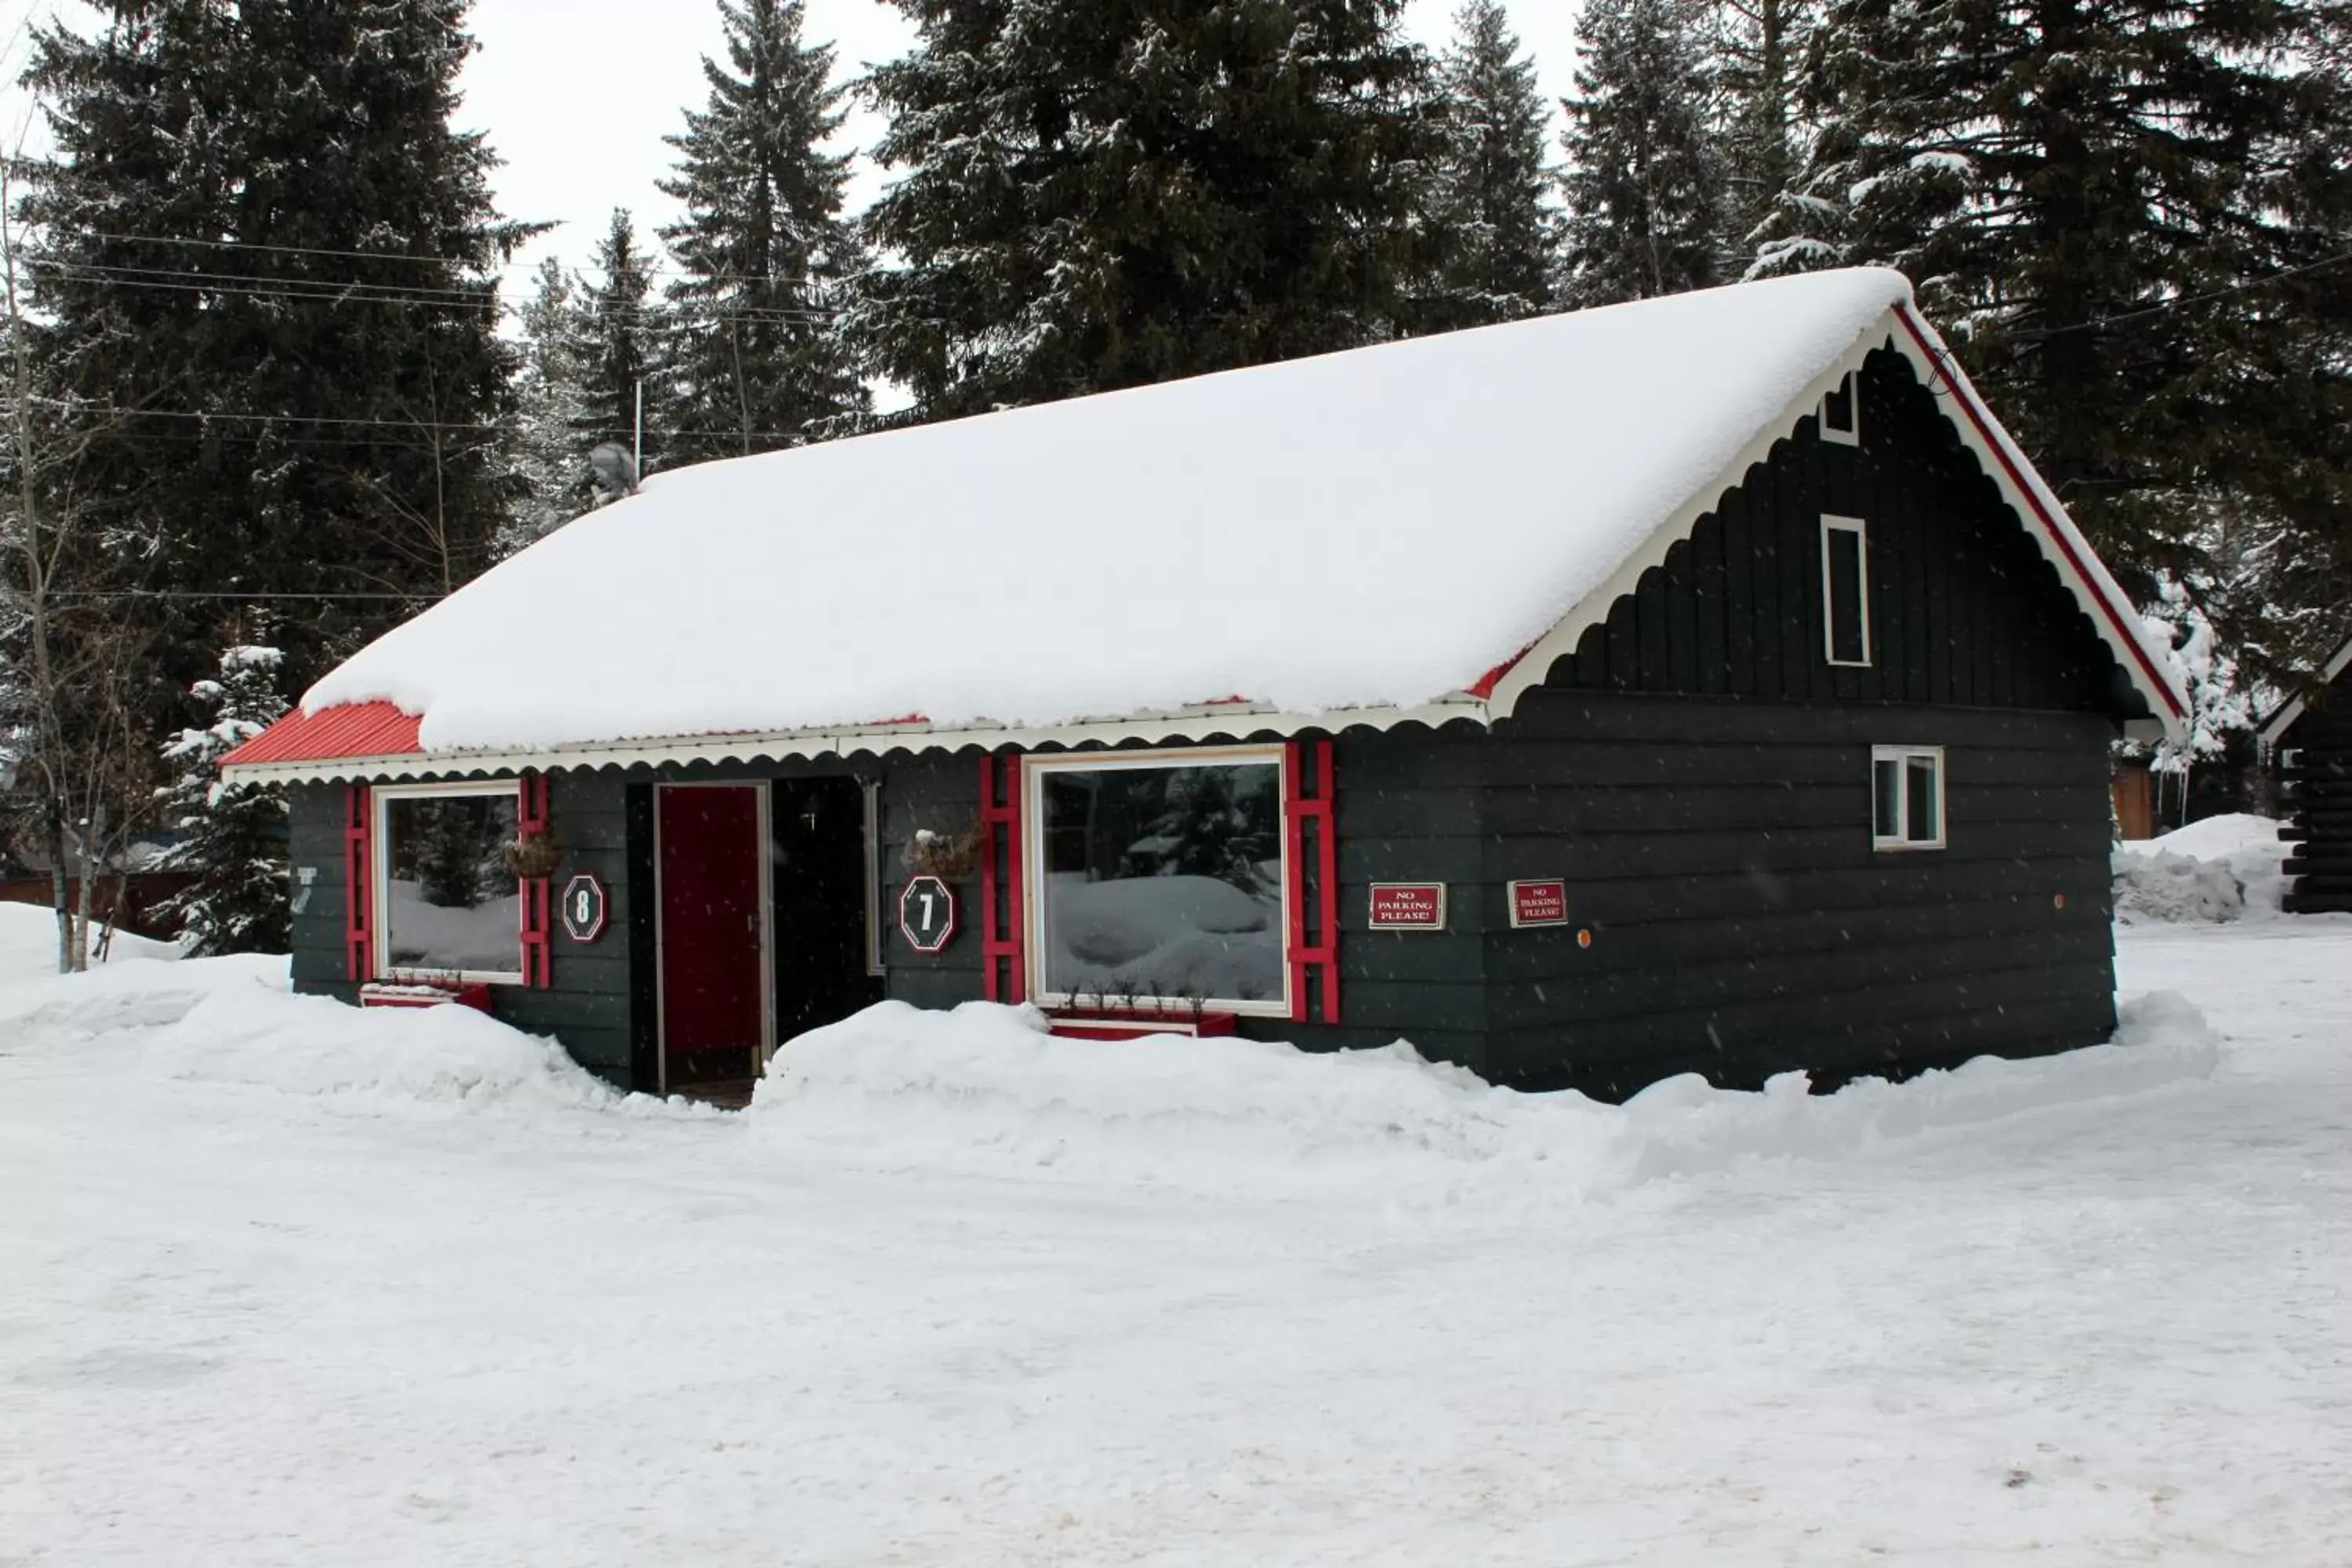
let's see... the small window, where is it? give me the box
[1025,747,1289,1014]
[1819,371,1860,445]
[1820,515,1872,666]
[1871,746,1946,851]
[373,782,524,981]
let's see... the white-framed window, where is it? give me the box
[1820,514,1873,667]
[1819,370,1860,445]
[372,779,524,982]
[1871,746,1946,851]
[1023,745,1290,1016]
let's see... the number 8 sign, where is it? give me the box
[898,873,956,954]
[560,872,608,943]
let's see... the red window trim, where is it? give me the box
[1284,739,1341,1024]
[980,752,1024,1004]
[344,784,373,983]
[517,771,553,989]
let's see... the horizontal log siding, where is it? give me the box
[287,782,354,1002]
[1481,695,2118,1095]
[495,771,634,1087]
[2280,667,2352,913]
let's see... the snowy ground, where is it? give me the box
[3,891,2348,1565]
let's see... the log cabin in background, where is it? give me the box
[220,270,2190,1104]
[2262,633,2352,915]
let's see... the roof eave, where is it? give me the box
[214,696,1497,786]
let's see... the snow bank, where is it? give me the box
[2113,812,2288,924]
[0,901,178,988]
[749,997,2220,1202]
[139,974,624,1112]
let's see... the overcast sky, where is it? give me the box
[461,0,1581,280]
[4,1,1579,287]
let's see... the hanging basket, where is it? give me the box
[902,822,982,880]
[500,828,565,880]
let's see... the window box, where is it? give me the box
[1022,746,1291,1017]
[371,780,527,984]
[1872,746,1946,850]
[358,980,494,1012]
[1045,1009,1240,1040]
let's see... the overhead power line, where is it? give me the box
[57,227,856,296]
[25,259,846,325]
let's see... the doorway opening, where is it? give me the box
[770,775,883,1044]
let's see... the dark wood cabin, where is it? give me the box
[223,271,2187,1102]
[2262,635,2352,914]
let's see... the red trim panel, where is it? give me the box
[344,785,373,983]
[517,772,552,989]
[980,753,1024,1004]
[1891,307,2184,720]
[224,701,423,769]
[1284,739,1341,1024]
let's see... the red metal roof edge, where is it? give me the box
[220,701,423,769]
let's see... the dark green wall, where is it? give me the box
[2281,658,2352,913]
[286,346,2138,1098]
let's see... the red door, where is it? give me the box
[659,785,766,1085]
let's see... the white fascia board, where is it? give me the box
[215,697,1494,786]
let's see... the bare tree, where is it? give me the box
[0,151,161,972]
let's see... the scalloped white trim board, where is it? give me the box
[236,270,2185,784]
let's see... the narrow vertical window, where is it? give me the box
[1871,746,1946,851]
[1819,371,1860,445]
[1820,515,1872,666]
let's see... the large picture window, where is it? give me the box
[1025,749,1288,1014]
[373,782,524,981]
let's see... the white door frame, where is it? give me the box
[652,780,775,1094]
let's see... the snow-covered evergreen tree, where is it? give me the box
[1557,0,1726,308]
[22,1,527,706]
[659,0,868,463]
[504,256,590,550]
[1769,0,2352,667]
[1708,0,1816,278]
[855,0,1435,423]
[157,646,289,957]
[1415,1,1556,332]
[568,210,666,502]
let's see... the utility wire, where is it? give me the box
[56,227,858,296]
[1999,246,2352,341]
[25,261,846,324]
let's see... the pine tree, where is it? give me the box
[659,0,868,463]
[1776,0,2352,670]
[157,644,290,957]
[21,1,529,699]
[1416,1,1555,332]
[855,0,1436,422]
[568,210,665,499]
[1557,0,1726,308]
[1708,0,1817,278]
[505,256,590,550]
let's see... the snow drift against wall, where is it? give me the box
[303,270,1917,753]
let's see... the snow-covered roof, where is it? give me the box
[228,268,2187,782]
[2257,631,2352,746]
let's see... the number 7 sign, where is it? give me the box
[898,873,957,954]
